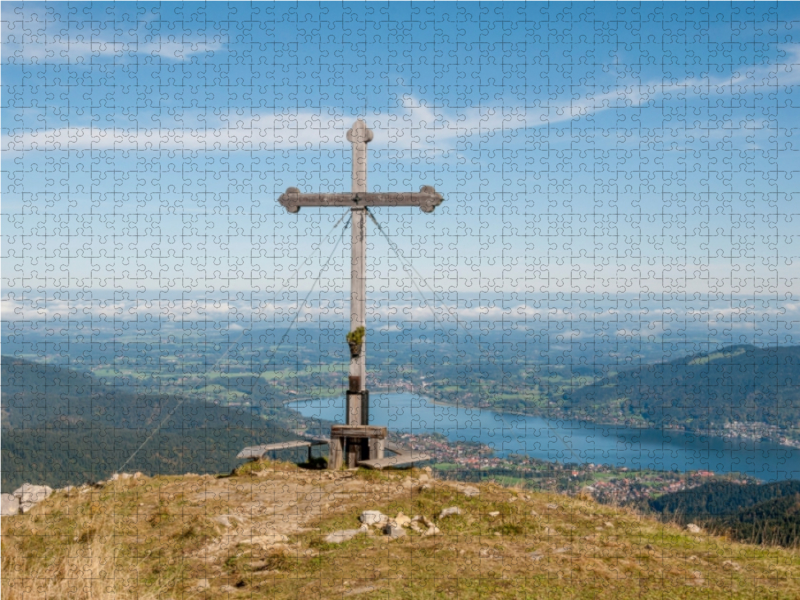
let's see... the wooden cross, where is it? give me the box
[278,119,444,433]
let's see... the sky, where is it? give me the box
[3,2,800,348]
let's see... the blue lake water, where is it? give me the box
[290,392,800,482]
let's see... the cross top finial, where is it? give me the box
[346,119,374,146]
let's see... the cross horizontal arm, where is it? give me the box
[278,186,444,214]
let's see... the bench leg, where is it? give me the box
[328,437,343,470]
[369,438,385,461]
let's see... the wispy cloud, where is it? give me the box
[2,5,225,64]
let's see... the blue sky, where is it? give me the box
[2,2,800,345]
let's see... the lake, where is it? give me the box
[289,392,800,482]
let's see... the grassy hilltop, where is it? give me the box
[3,462,799,600]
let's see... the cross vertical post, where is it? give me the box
[346,120,373,427]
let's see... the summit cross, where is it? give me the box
[277,119,444,466]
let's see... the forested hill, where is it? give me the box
[1,357,302,489]
[647,480,800,547]
[567,344,800,431]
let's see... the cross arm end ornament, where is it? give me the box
[278,185,444,214]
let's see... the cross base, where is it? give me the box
[328,425,386,469]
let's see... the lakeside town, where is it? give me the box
[394,431,759,505]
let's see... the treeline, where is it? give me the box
[1,357,308,490]
[646,480,800,547]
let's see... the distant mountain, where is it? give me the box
[647,480,800,547]
[1,357,306,489]
[567,344,800,431]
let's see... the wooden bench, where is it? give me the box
[236,439,328,462]
[358,451,432,470]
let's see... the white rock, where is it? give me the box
[438,506,462,519]
[359,510,388,526]
[324,528,366,544]
[488,511,500,517]
[1,494,20,516]
[409,521,423,533]
[546,503,558,510]
[422,525,440,536]
[686,523,702,534]
[461,486,480,497]
[13,484,53,513]
[13,483,53,503]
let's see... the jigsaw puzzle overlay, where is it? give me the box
[2,2,800,599]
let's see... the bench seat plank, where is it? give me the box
[358,451,432,470]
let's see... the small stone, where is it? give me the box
[530,510,539,517]
[359,510,388,526]
[722,560,741,572]
[418,473,431,483]
[409,521,423,533]
[461,486,480,498]
[344,586,379,597]
[488,511,500,517]
[529,551,544,562]
[509,497,517,503]
[213,515,232,528]
[686,523,702,534]
[324,528,366,544]
[394,512,412,528]
[383,523,406,539]
[1,494,20,516]
[644,543,655,550]
[438,506,462,519]
[422,525,440,537]
[546,503,558,510]
[553,546,571,554]
[604,522,614,528]
[194,579,210,590]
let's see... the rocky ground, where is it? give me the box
[2,460,799,599]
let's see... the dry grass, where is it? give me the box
[3,464,800,599]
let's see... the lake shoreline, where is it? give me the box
[285,393,800,452]
[286,392,799,482]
